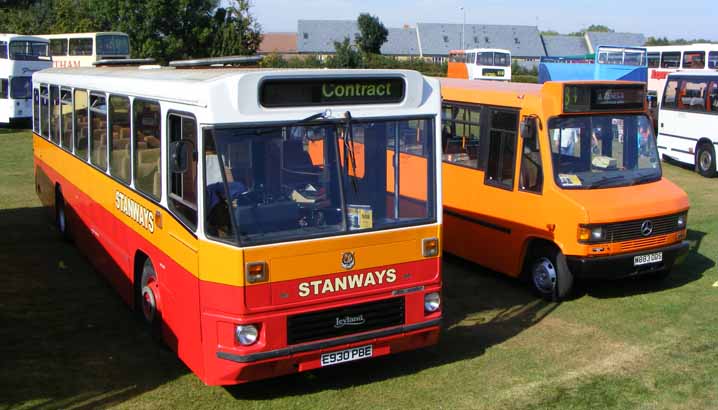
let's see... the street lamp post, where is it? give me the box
[460,6,466,50]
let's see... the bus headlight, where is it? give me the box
[578,225,606,243]
[424,292,441,313]
[677,214,686,229]
[235,324,259,346]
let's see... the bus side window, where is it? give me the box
[662,79,679,110]
[89,93,108,170]
[519,118,543,194]
[109,95,131,183]
[0,41,6,59]
[709,82,718,112]
[74,89,89,160]
[709,51,718,69]
[50,85,60,144]
[485,110,518,190]
[441,103,482,169]
[40,85,49,139]
[33,88,39,133]
[168,114,198,230]
[0,78,7,99]
[678,79,708,112]
[133,99,162,199]
[60,88,73,150]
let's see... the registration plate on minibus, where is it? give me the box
[320,345,373,367]
[633,252,663,266]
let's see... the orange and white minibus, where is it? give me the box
[440,78,689,300]
[41,32,130,68]
[447,48,512,81]
[32,64,442,385]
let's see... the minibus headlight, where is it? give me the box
[424,292,441,313]
[235,324,259,346]
[677,214,686,229]
[578,225,606,243]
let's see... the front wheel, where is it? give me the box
[696,142,717,177]
[527,245,574,301]
[139,259,162,338]
[55,189,71,241]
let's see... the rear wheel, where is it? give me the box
[55,188,71,241]
[139,259,162,337]
[696,142,716,177]
[527,245,574,301]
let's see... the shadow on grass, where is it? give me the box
[0,206,187,410]
[579,229,711,299]
[226,253,557,399]
[0,120,31,131]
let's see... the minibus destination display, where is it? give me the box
[260,77,405,107]
[563,84,645,113]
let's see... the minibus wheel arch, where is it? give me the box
[54,184,71,241]
[522,239,574,301]
[134,252,163,339]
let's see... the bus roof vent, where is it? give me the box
[169,55,263,69]
[93,58,157,67]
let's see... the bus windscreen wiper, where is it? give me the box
[343,111,360,193]
[256,110,331,134]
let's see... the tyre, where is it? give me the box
[139,258,162,337]
[527,244,574,301]
[55,188,71,241]
[695,142,717,177]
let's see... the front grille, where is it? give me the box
[618,235,667,251]
[287,297,405,345]
[605,213,682,243]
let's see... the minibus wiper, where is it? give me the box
[630,172,660,185]
[587,174,625,188]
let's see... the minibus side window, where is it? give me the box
[441,103,482,169]
[168,113,198,230]
[133,99,162,200]
[519,118,543,193]
[709,82,718,112]
[109,95,131,183]
[677,78,708,112]
[662,79,679,110]
[485,109,518,189]
[74,89,89,160]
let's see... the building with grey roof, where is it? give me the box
[416,23,546,59]
[585,32,646,53]
[297,20,419,57]
[542,35,589,56]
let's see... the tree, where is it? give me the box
[355,13,388,54]
[211,0,262,57]
[540,30,560,36]
[569,24,614,36]
[327,37,362,68]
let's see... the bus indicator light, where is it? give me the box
[245,262,267,284]
[422,237,439,257]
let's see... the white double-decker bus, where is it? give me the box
[0,34,50,125]
[41,32,130,68]
[657,72,718,177]
[447,48,512,81]
[646,44,718,102]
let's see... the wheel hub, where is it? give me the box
[141,284,156,323]
[700,151,712,171]
[532,257,557,294]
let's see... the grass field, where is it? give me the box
[1,129,716,410]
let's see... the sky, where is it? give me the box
[249,0,717,41]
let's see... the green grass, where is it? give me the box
[1,129,717,409]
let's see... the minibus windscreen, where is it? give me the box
[204,118,435,245]
[549,114,660,189]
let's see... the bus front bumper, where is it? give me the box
[211,319,440,385]
[566,241,689,279]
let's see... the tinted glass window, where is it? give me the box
[0,78,7,99]
[494,52,510,66]
[134,100,162,199]
[709,82,718,112]
[678,78,708,112]
[682,51,705,69]
[40,85,49,138]
[477,52,493,65]
[96,35,129,55]
[485,110,518,189]
[9,41,48,59]
[661,52,680,68]
[647,52,660,68]
[74,90,89,160]
[662,79,679,109]
[33,88,39,132]
[109,96,131,183]
[69,38,93,56]
[168,114,198,230]
[0,41,6,59]
[519,119,542,193]
[50,39,68,56]
[10,77,31,99]
[708,51,718,69]
[90,93,108,170]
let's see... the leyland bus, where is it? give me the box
[657,72,718,177]
[440,78,689,300]
[41,32,130,68]
[32,65,442,385]
[447,48,512,81]
[0,34,50,125]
